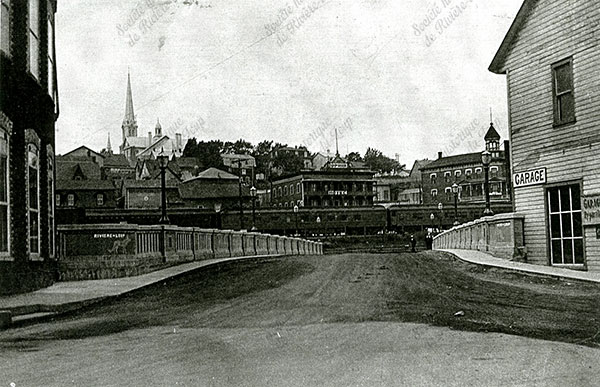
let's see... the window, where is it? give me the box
[431,189,438,198]
[0,128,8,255]
[1,0,10,55]
[490,166,499,178]
[548,184,583,265]
[445,187,452,202]
[96,193,104,206]
[47,1,56,99]
[297,183,300,194]
[430,173,437,184]
[465,169,473,179]
[475,167,482,175]
[27,143,40,255]
[454,170,462,177]
[284,186,288,196]
[290,184,294,195]
[278,187,282,197]
[55,194,60,206]
[444,172,451,183]
[47,146,54,258]
[552,58,575,126]
[28,0,40,79]
[67,193,74,206]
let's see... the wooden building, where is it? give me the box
[489,0,599,270]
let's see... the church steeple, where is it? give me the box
[122,71,138,141]
[155,117,162,138]
[107,133,112,154]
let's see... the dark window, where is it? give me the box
[552,58,575,126]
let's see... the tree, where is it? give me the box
[272,149,304,176]
[363,147,405,174]
[252,140,274,177]
[183,138,224,169]
[346,152,363,162]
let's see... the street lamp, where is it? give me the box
[293,204,299,236]
[481,150,494,216]
[437,202,443,230]
[157,152,170,224]
[452,183,460,226]
[238,175,245,230]
[430,213,435,231]
[250,186,257,231]
[214,202,222,229]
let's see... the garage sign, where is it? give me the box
[513,168,546,188]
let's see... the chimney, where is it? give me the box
[176,133,182,151]
[148,132,152,147]
[438,151,443,160]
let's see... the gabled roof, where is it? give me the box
[123,136,148,149]
[489,0,538,74]
[137,135,170,157]
[103,153,131,168]
[187,167,238,181]
[62,146,105,160]
[56,158,102,180]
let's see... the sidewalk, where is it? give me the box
[439,249,600,284]
[0,255,276,326]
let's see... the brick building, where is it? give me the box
[0,0,59,293]
[420,124,511,208]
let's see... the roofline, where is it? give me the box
[489,0,535,74]
[62,145,105,158]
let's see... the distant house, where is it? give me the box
[221,153,256,184]
[122,179,182,209]
[62,146,105,167]
[178,168,250,210]
[56,156,102,181]
[56,180,119,210]
[101,153,135,182]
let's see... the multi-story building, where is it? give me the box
[489,0,599,270]
[271,155,375,208]
[420,125,511,207]
[221,153,255,185]
[0,0,59,293]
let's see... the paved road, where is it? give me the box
[1,253,599,386]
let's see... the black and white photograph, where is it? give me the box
[1,0,599,385]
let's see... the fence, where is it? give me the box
[432,213,526,261]
[57,224,323,281]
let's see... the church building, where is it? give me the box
[118,72,187,166]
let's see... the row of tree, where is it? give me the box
[183,138,405,179]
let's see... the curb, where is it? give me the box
[0,254,290,329]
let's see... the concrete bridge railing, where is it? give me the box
[433,213,526,261]
[57,224,323,281]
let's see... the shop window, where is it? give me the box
[552,57,575,126]
[0,129,8,255]
[548,184,584,265]
[0,0,10,55]
[47,146,54,258]
[27,143,40,256]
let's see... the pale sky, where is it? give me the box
[55,0,524,166]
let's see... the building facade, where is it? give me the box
[420,125,511,208]
[271,155,375,208]
[0,0,59,294]
[489,0,600,270]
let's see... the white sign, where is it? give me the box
[513,168,546,188]
[328,190,348,196]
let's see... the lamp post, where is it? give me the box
[481,150,494,216]
[238,176,245,230]
[214,202,222,229]
[437,202,443,230]
[250,186,257,231]
[293,204,299,236]
[430,213,435,232]
[157,153,170,224]
[452,183,460,226]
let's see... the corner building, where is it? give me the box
[490,0,599,270]
[0,0,59,293]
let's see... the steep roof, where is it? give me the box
[484,123,501,141]
[123,136,148,149]
[56,158,102,180]
[103,153,131,168]
[62,146,104,160]
[489,0,538,74]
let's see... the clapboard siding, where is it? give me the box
[501,0,599,269]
